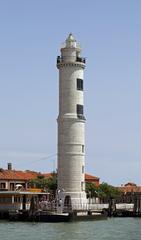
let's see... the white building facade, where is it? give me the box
[57,34,87,209]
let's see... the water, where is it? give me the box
[0,218,141,240]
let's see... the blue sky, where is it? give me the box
[0,0,141,185]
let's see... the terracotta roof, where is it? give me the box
[119,186,141,193]
[124,182,137,187]
[0,170,41,181]
[0,170,99,182]
[43,173,55,178]
[118,182,141,193]
[85,173,99,180]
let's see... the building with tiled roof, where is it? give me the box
[0,163,100,191]
[85,174,100,186]
[0,168,41,190]
[118,182,141,193]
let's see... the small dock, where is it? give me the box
[8,209,107,222]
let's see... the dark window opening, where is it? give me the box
[64,196,72,212]
[76,57,86,63]
[0,183,6,189]
[77,78,83,91]
[82,145,84,153]
[77,104,85,120]
[77,104,83,115]
[10,183,15,190]
[82,165,84,173]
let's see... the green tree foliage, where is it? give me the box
[29,172,57,195]
[98,182,121,200]
[29,175,48,189]
[29,175,121,202]
[86,182,121,201]
[46,172,57,194]
[85,182,98,198]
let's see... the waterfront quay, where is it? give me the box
[0,189,141,222]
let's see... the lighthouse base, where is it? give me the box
[57,191,87,213]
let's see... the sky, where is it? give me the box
[0,0,141,186]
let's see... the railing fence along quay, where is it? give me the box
[115,203,134,211]
[70,203,109,211]
[38,203,108,213]
[38,202,135,212]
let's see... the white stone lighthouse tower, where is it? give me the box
[57,34,87,209]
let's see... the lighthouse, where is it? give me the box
[57,34,87,209]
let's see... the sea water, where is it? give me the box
[0,218,141,240]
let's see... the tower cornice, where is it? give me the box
[57,62,85,69]
[57,115,86,123]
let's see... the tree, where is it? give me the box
[98,182,122,202]
[46,172,57,195]
[29,175,49,190]
[85,182,98,198]
[29,172,57,196]
[85,182,121,202]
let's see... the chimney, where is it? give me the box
[8,163,12,170]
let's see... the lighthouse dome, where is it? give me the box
[65,33,76,48]
[67,33,75,41]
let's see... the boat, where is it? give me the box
[32,209,107,222]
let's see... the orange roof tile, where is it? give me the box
[85,173,99,180]
[43,173,55,178]
[118,182,141,193]
[0,170,40,181]
[124,182,137,187]
[0,170,99,182]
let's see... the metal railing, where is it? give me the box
[76,57,86,63]
[57,56,86,64]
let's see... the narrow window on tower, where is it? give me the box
[76,104,85,120]
[77,104,83,116]
[77,78,83,91]
[82,165,84,173]
[82,145,84,153]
